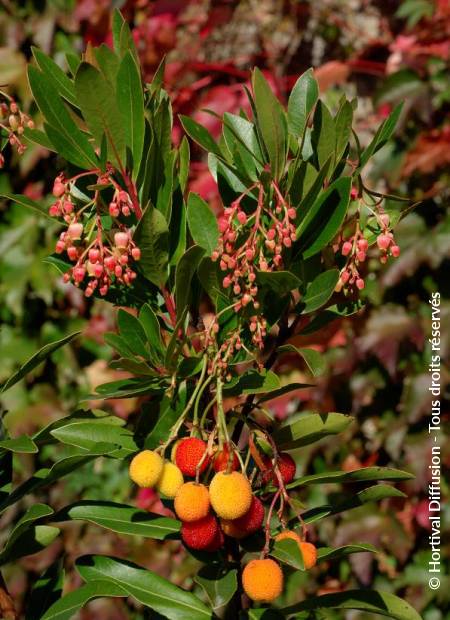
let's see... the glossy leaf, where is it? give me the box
[0,435,37,453]
[53,501,180,539]
[195,565,238,615]
[76,555,213,619]
[0,331,80,393]
[145,389,187,450]
[50,421,137,457]
[32,47,77,107]
[224,370,280,396]
[0,504,57,565]
[252,68,287,180]
[186,193,219,255]
[27,66,97,169]
[134,206,169,287]
[300,269,339,314]
[282,589,422,620]
[41,580,126,620]
[288,69,319,139]
[117,51,145,177]
[256,270,301,296]
[277,345,325,377]
[298,177,351,258]
[334,99,353,166]
[288,466,414,489]
[271,538,305,570]
[0,192,53,220]
[359,103,403,170]
[75,62,126,169]
[175,245,205,319]
[312,101,336,169]
[117,309,149,358]
[26,561,64,620]
[180,115,222,157]
[317,543,378,563]
[274,412,353,450]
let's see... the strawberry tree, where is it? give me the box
[0,11,420,620]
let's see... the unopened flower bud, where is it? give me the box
[377,234,391,250]
[287,208,296,219]
[380,213,390,228]
[357,238,368,252]
[237,211,247,225]
[342,241,352,256]
[356,278,365,290]
[104,256,116,271]
[68,222,83,240]
[67,246,78,261]
[223,276,232,288]
[356,250,366,262]
[131,247,141,261]
[114,231,129,249]
[89,248,100,263]
[73,266,86,282]
[391,244,400,257]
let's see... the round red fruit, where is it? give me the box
[181,514,219,550]
[175,437,209,477]
[262,453,296,485]
[234,495,264,535]
[213,445,239,472]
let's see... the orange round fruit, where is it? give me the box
[174,482,210,522]
[242,558,283,602]
[275,531,317,569]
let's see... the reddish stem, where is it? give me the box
[162,287,177,328]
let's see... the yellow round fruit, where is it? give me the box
[156,462,184,498]
[174,482,210,522]
[242,559,283,602]
[209,471,252,519]
[129,450,164,488]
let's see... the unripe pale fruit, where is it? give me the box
[242,559,283,602]
[209,471,252,519]
[156,462,184,498]
[129,450,164,488]
[275,531,317,569]
[181,514,219,550]
[262,452,296,486]
[175,437,209,477]
[174,482,210,522]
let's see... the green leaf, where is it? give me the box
[252,68,287,180]
[282,589,422,620]
[32,47,78,107]
[317,543,378,563]
[288,69,319,139]
[0,504,57,565]
[179,115,222,157]
[277,345,325,377]
[23,127,56,152]
[0,331,80,393]
[112,9,139,62]
[274,412,353,450]
[144,389,187,450]
[300,300,363,335]
[26,561,64,620]
[50,421,137,457]
[89,377,164,400]
[358,103,403,170]
[27,66,97,169]
[334,99,353,166]
[76,555,213,619]
[179,136,190,193]
[257,382,314,404]
[300,269,339,314]
[288,466,414,489]
[53,501,180,539]
[256,270,301,296]
[0,450,106,514]
[139,304,164,358]
[0,435,38,453]
[375,69,424,106]
[94,44,120,85]
[175,245,205,319]
[41,580,126,620]
[300,485,406,525]
[117,309,149,359]
[223,112,264,165]
[224,370,281,396]
[271,538,305,570]
[117,51,145,177]
[134,206,169,287]
[298,177,351,259]
[75,62,126,169]
[195,565,238,615]
[186,193,219,255]
[312,101,336,169]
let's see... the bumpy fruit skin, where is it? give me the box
[204,527,225,552]
[275,531,317,569]
[175,437,210,477]
[242,559,283,602]
[209,471,252,519]
[181,514,219,550]
[156,462,184,498]
[299,541,318,569]
[174,482,210,522]
[221,496,264,538]
[262,452,296,485]
[129,450,164,488]
[213,444,239,472]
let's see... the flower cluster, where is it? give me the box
[50,172,141,297]
[338,212,400,292]
[0,96,34,166]
[211,183,296,348]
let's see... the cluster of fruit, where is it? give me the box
[211,182,297,349]
[129,437,317,603]
[50,173,141,296]
[0,95,34,166]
